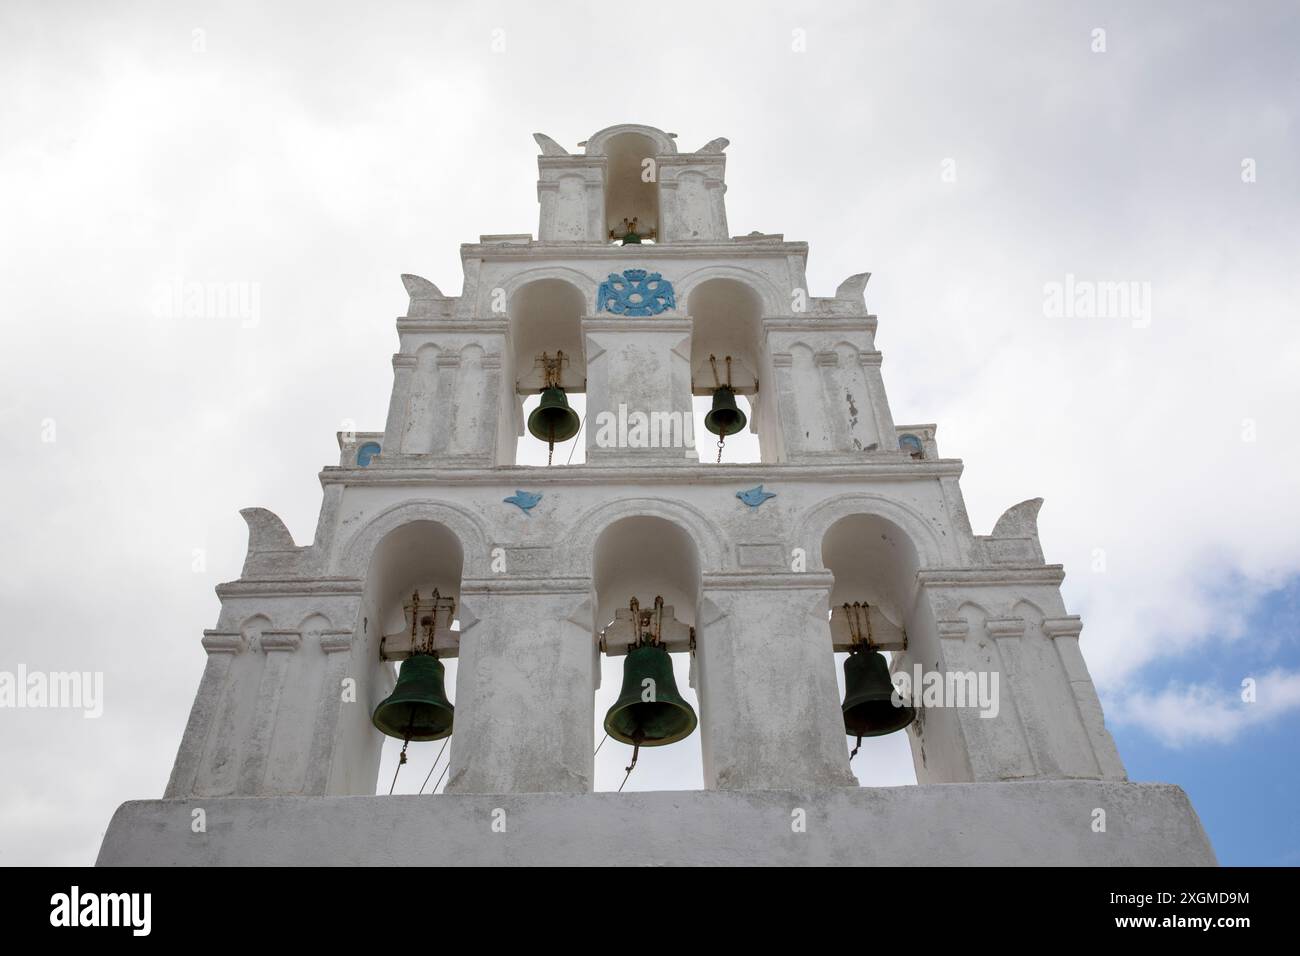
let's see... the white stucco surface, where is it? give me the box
[97,781,1215,866]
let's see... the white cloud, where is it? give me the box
[1105,669,1300,747]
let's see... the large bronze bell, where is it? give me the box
[842,646,915,739]
[372,654,454,741]
[527,386,581,446]
[604,643,697,747]
[704,385,747,437]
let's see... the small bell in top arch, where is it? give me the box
[704,355,748,462]
[526,351,581,464]
[610,217,655,244]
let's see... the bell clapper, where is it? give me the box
[849,735,862,763]
[717,436,725,464]
[388,718,415,794]
[619,731,644,792]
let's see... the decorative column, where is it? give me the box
[304,630,357,794]
[237,629,301,795]
[1044,616,1127,780]
[382,353,416,447]
[763,318,897,461]
[164,631,245,798]
[583,310,697,465]
[444,582,596,794]
[695,573,856,790]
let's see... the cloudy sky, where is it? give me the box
[1,0,1297,865]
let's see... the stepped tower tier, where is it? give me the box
[97,124,1214,867]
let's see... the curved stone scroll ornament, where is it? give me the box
[597,269,676,316]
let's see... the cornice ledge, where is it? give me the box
[581,317,694,333]
[986,618,1028,638]
[1043,615,1084,639]
[320,459,965,486]
[201,631,247,655]
[397,317,508,333]
[702,570,835,590]
[215,577,365,599]
[763,315,877,332]
[460,576,591,595]
[462,240,810,260]
[259,630,303,652]
[916,566,1066,587]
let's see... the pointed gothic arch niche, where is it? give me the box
[591,515,702,792]
[600,132,661,243]
[687,278,764,463]
[358,520,465,796]
[821,513,923,787]
[510,277,588,466]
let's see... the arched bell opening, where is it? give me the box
[591,515,702,792]
[360,520,465,795]
[509,278,588,466]
[687,279,764,464]
[821,513,924,787]
[602,132,661,244]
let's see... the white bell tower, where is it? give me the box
[98,124,1215,866]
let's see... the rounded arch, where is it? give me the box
[593,515,701,630]
[1012,598,1047,623]
[583,124,677,157]
[501,267,597,316]
[298,611,333,633]
[686,276,764,397]
[413,341,441,370]
[239,613,271,640]
[831,340,863,361]
[334,499,492,580]
[506,275,590,392]
[559,496,726,575]
[675,264,785,317]
[797,494,950,570]
[595,129,664,242]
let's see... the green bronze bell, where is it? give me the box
[704,385,747,437]
[527,386,581,446]
[842,646,915,739]
[604,643,697,747]
[372,654,454,742]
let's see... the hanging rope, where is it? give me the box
[432,763,450,794]
[418,737,451,794]
[564,409,587,465]
[594,733,609,756]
